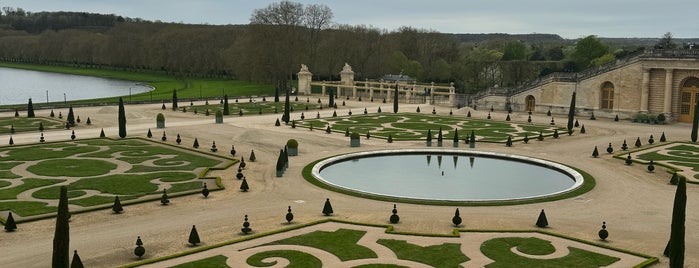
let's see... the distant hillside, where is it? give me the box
[599,37,699,47]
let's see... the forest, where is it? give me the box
[0,3,689,94]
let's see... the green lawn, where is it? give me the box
[0,62,274,108]
[295,113,563,142]
[634,143,699,181]
[187,97,322,116]
[0,117,64,135]
[0,138,232,220]
[164,222,651,268]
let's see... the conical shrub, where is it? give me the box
[452,208,462,226]
[322,198,333,216]
[112,196,123,213]
[188,225,200,246]
[535,209,548,228]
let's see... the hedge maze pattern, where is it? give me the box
[296,114,562,142]
[161,222,648,268]
[0,138,229,221]
[634,142,699,182]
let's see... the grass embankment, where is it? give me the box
[0,62,274,108]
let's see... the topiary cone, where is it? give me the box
[71,250,84,268]
[134,236,145,258]
[606,143,613,154]
[240,177,249,192]
[5,212,17,231]
[536,209,548,228]
[322,198,334,216]
[592,146,599,158]
[241,215,252,234]
[188,225,200,246]
[452,208,462,226]
[160,189,169,205]
[112,196,123,213]
[647,160,655,172]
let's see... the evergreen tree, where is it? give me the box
[202,183,210,198]
[118,97,126,138]
[660,132,667,142]
[693,98,699,142]
[670,172,679,185]
[393,84,399,113]
[100,128,105,138]
[389,204,400,224]
[598,222,609,241]
[9,136,14,145]
[172,89,178,110]
[648,160,655,172]
[328,89,334,108]
[193,138,199,148]
[223,94,230,116]
[282,87,291,123]
[52,186,70,268]
[322,198,334,216]
[249,150,256,162]
[664,176,686,267]
[505,136,512,147]
[160,189,169,205]
[147,129,152,138]
[592,146,599,158]
[27,98,35,118]
[4,212,17,231]
[388,134,393,143]
[70,250,84,268]
[453,128,459,144]
[635,137,642,147]
[567,92,576,135]
[286,206,294,223]
[188,225,200,245]
[452,208,462,226]
[112,196,123,213]
[134,236,145,258]
[67,106,75,127]
[241,215,252,234]
[240,177,249,192]
[536,209,548,227]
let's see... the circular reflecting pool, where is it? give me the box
[312,149,583,202]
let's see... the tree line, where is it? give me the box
[0,2,677,94]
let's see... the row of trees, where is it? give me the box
[0,2,678,94]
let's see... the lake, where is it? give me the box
[0,67,153,105]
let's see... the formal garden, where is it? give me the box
[294,113,563,142]
[136,220,653,268]
[0,138,234,222]
[618,141,699,183]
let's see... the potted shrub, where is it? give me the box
[215,110,223,124]
[156,113,165,128]
[287,139,299,156]
[350,132,361,147]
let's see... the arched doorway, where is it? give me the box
[525,95,536,112]
[678,77,699,123]
[600,82,614,109]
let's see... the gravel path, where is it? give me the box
[0,99,696,267]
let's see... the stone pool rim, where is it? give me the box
[309,149,587,204]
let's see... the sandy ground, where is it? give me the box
[0,99,697,267]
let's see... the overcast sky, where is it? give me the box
[2,0,696,39]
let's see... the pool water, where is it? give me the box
[314,150,583,202]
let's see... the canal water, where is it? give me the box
[0,67,152,105]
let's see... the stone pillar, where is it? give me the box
[321,84,326,96]
[367,79,373,99]
[340,63,355,86]
[297,64,312,95]
[641,68,650,112]
[429,82,436,104]
[352,86,357,99]
[664,68,674,113]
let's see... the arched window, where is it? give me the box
[682,77,699,88]
[601,82,614,109]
